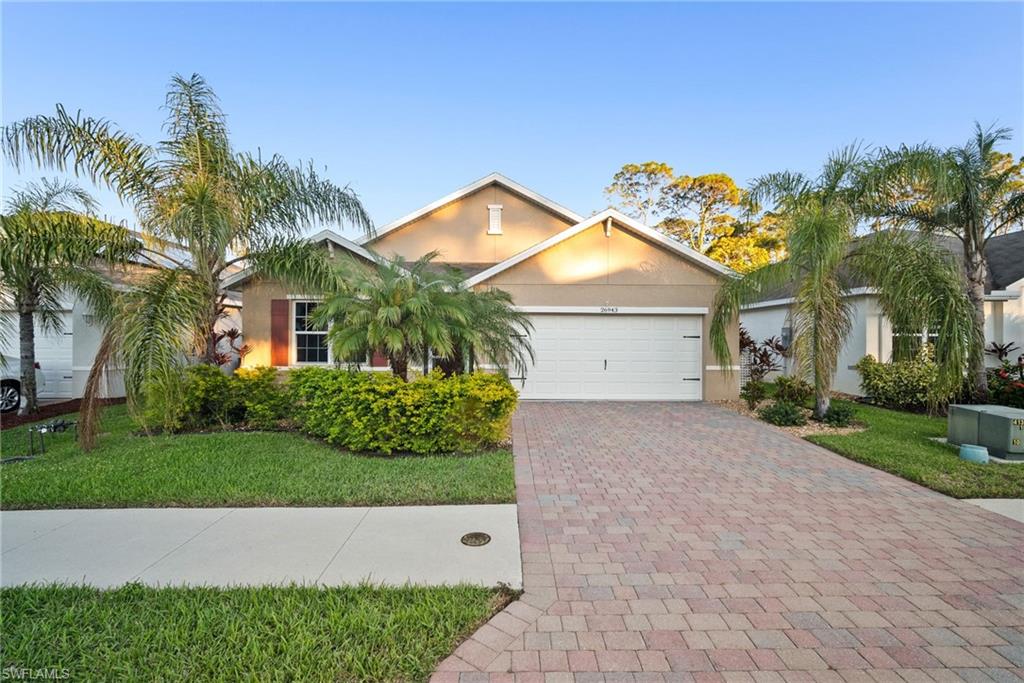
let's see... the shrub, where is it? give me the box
[234,366,290,429]
[774,376,813,405]
[289,368,518,454]
[758,400,807,426]
[854,345,951,411]
[740,380,766,410]
[179,364,244,429]
[137,365,288,432]
[988,361,1024,409]
[821,401,855,427]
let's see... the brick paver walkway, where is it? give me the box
[433,402,1024,682]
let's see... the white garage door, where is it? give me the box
[1,311,74,399]
[516,314,702,400]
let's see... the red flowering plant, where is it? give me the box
[988,357,1024,409]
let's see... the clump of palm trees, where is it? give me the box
[712,125,1024,417]
[0,179,139,415]
[313,252,533,381]
[712,147,974,419]
[4,74,372,443]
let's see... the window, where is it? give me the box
[891,324,939,360]
[294,301,329,364]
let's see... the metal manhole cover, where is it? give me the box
[461,532,491,547]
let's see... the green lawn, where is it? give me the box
[807,403,1024,499]
[0,583,510,682]
[0,406,514,509]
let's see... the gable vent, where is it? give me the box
[487,204,503,235]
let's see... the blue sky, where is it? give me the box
[3,2,1022,238]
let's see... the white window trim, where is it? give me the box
[291,300,331,366]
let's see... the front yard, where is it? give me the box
[0,406,514,509]
[807,403,1024,499]
[1,583,511,682]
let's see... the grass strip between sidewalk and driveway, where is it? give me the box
[0,406,514,509]
[807,402,1024,499]
[0,583,512,682]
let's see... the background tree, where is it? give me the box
[710,146,976,418]
[860,124,1024,399]
[0,179,138,415]
[603,162,673,223]
[705,212,787,273]
[656,173,743,252]
[3,74,372,422]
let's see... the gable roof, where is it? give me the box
[221,229,376,289]
[358,172,584,247]
[463,208,737,287]
[744,229,1024,309]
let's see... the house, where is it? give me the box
[0,242,242,403]
[227,173,741,401]
[741,230,1024,396]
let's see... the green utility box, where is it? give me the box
[977,410,1024,461]
[948,404,1024,461]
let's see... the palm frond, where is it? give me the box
[709,260,793,368]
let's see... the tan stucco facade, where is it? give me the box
[479,221,739,400]
[239,279,295,367]
[368,184,574,264]
[238,180,739,400]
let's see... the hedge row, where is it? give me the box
[139,365,518,454]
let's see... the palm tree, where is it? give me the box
[710,146,976,418]
[3,74,372,415]
[859,124,1024,399]
[0,179,138,415]
[439,285,534,377]
[313,252,467,380]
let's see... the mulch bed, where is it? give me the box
[715,399,866,438]
[0,398,126,431]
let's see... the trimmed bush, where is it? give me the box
[758,400,807,426]
[821,401,855,427]
[234,366,291,429]
[138,365,288,432]
[774,376,813,405]
[854,345,951,411]
[740,380,766,410]
[289,369,518,454]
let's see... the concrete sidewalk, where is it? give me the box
[0,505,521,589]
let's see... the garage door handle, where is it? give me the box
[604,359,607,370]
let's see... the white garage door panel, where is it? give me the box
[518,314,702,400]
[0,311,74,399]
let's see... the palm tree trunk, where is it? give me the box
[17,293,38,416]
[390,354,409,381]
[814,387,830,420]
[964,247,989,401]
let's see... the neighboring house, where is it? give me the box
[227,173,741,401]
[741,230,1024,396]
[0,245,243,402]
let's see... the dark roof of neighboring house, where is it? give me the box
[988,230,1024,290]
[749,229,1024,304]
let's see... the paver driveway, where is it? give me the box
[434,402,1024,682]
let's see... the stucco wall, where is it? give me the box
[368,184,574,264]
[482,222,739,400]
[239,279,294,367]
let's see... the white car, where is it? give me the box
[1,355,46,413]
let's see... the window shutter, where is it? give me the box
[270,299,290,366]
